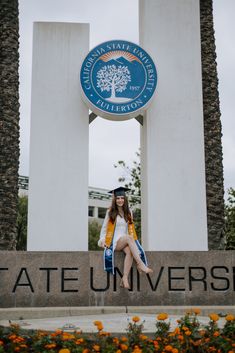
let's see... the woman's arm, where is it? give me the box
[98,210,109,247]
[130,208,134,222]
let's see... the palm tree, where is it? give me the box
[200,0,225,249]
[0,0,20,250]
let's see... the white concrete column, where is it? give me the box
[27,22,89,251]
[140,0,208,250]
[94,207,98,218]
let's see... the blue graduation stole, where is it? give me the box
[104,244,114,274]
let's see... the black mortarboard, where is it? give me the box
[108,186,131,197]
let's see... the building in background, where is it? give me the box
[19,176,140,224]
[19,176,111,223]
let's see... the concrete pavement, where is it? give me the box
[0,306,234,333]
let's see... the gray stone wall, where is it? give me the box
[0,251,234,307]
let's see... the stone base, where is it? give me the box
[0,251,234,307]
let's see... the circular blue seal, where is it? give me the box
[80,40,157,121]
[105,248,112,257]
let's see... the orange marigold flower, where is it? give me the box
[121,336,128,342]
[93,320,102,326]
[209,313,219,322]
[0,341,3,346]
[193,308,201,315]
[8,334,17,340]
[93,345,100,352]
[164,345,173,351]
[15,337,25,343]
[113,337,119,345]
[132,316,140,323]
[59,349,71,353]
[139,334,148,340]
[174,327,180,335]
[185,331,191,336]
[120,343,129,350]
[132,345,142,353]
[97,323,104,331]
[225,314,234,321]
[157,313,168,320]
[116,350,122,353]
[20,344,28,348]
[93,321,103,331]
[45,343,57,349]
[82,350,89,353]
[172,349,178,353]
[14,348,20,352]
[62,333,75,340]
[52,329,62,336]
[213,331,220,337]
[178,335,184,341]
[182,326,189,331]
[228,351,234,353]
[75,338,84,344]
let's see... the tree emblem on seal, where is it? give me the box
[96,64,131,102]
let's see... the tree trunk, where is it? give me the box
[0,0,20,250]
[200,0,225,249]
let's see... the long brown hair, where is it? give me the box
[108,195,132,224]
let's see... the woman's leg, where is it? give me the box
[115,244,133,289]
[116,236,153,274]
[123,246,133,277]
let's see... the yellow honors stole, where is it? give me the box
[105,218,138,248]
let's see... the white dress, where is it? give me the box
[98,210,128,250]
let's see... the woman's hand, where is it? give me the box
[98,239,105,248]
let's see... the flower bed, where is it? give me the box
[0,310,234,352]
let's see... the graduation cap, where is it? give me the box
[108,186,131,197]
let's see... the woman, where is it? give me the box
[98,186,153,289]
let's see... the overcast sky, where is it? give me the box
[19,0,235,195]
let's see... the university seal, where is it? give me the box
[80,40,157,120]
